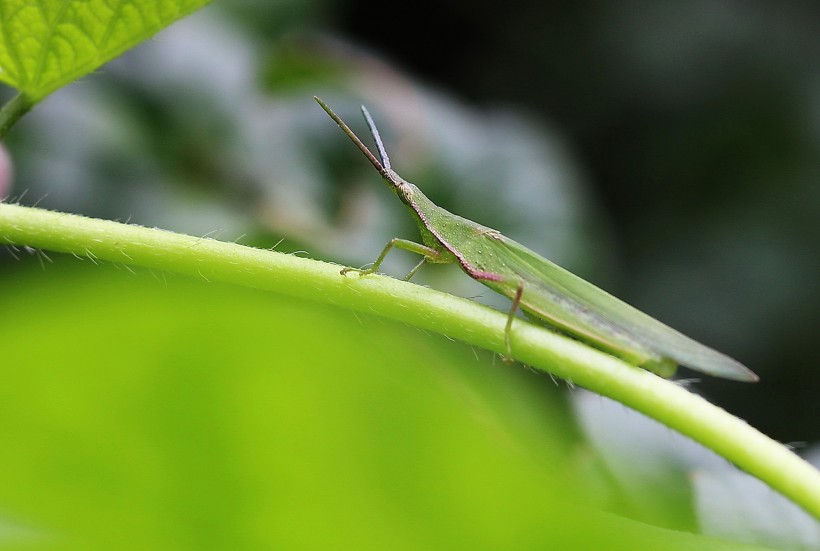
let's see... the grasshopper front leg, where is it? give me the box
[341,238,443,281]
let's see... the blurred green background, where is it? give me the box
[0,0,818,547]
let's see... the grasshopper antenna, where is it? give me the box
[360,105,392,170]
[314,96,386,175]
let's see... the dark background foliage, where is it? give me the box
[335,0,820,441]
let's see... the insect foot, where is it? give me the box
[340,266,374,277]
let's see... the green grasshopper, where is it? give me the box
[315,97,758,382]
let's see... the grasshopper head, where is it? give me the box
[382,169,419,206]
[315,97,421,206]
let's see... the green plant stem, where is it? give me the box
[0,93,34,139]
[1,201,819,519]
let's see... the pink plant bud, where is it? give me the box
[0,144,11,199]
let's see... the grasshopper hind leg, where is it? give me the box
[502,282,526,363]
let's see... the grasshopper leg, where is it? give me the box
[341,238,440,278]
[404,257,428,281]
[502,281,525,363]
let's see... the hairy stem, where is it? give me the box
[1,201,818,519]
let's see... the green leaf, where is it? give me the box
[0,0,211,100]
[0,264,767,549]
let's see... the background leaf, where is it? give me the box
[0,263,768,549]
[0,0,210,100]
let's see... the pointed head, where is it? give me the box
[314,96,388,174]
[315,96,420,201]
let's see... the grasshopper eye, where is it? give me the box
[396,182,414,203]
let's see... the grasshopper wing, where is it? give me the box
[477,233,757,382]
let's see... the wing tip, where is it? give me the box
[727,363,760,383]
[689,356,759,383]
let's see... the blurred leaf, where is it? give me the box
[694,467,820,549]
[0,0,211,100]
[0,263,766,549]
[263,38,348,91]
